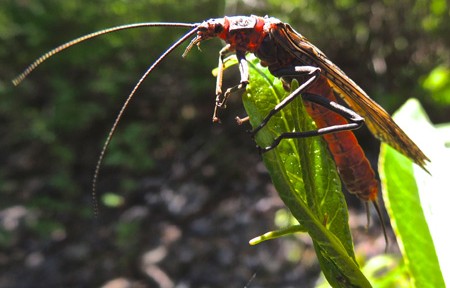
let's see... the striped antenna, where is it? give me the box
[13,21,200,217]
[12,22,198,86]
[91,26,200,217]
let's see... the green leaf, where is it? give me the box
[102,192,125,208]
[422,66,450,105]
[241,56,371,287]
[361,255,409,287]
[249,225,307,245]
[379,98,448,287]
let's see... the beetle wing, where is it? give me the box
[270,23,429,170]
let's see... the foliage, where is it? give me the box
[422,66,450,105]
[379,99,449,287]
[241,58,370,287]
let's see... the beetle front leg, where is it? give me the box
[235,115,249,125]
[212,44,230,122]
[213,49,249,122]
[222,49,249,101]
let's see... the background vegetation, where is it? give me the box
[1,0,448,287]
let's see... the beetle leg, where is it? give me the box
[235,115,249,125]
[221,50,249,103]
[250,65,321,136]
[212,44,231,122]
[259,91,364,152]
[213,49,249,122]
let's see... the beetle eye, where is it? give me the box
[214,24,223,34]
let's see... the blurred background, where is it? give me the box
[1,0,449,287]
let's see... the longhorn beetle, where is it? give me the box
[13,15,429,246]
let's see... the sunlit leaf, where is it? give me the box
[362,255,409,288]
[242,56,370,287]
[422,66,450,105]
[379,98,447,287]
[102,192,125,208]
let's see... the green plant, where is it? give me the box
[237,57,449,287]
[379,99,448,287]
[241,57,371,287]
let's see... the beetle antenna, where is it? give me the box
[12,22,198,86]
[91,26,199,217]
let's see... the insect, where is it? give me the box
[13,15,429,241]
